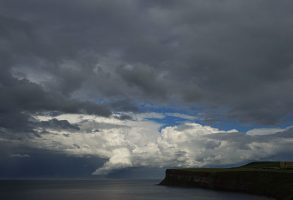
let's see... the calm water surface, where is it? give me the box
[0,180,272,200]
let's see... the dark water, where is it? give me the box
[0,180,272,200]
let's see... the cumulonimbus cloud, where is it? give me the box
[11,113,290,175]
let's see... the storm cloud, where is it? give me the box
[0,0,293,124]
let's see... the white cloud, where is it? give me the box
[247,128,285,136]
[165,113,197,120]
[24,113,293,174]
[93,148,132,175]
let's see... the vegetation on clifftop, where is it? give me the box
[177,161,293,172]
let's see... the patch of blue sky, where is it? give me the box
[138,102,202,130]
[139,102,293,132]
[137,102,201,116]
[208,114,293,132]
[145,115,195,131]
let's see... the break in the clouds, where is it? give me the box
[0,0,293,177]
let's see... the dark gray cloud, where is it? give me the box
[0,142,105,178]
[39,119,80,130]
[0,68,112,131]
[0,0,293,126]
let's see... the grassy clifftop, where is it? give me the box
[178,161,293,172]
[160,162,293,200]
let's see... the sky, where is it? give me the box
[0,0,293,178]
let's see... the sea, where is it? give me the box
[0,179,272,200]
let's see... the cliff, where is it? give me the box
[159,162,293,200]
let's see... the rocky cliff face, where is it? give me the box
[160,169,293,200]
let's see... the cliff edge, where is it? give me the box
[159,162,293,200]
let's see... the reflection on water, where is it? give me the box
[0,180,272,200]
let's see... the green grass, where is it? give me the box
[175,161,293,173]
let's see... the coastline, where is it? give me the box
[159,162,293,200]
